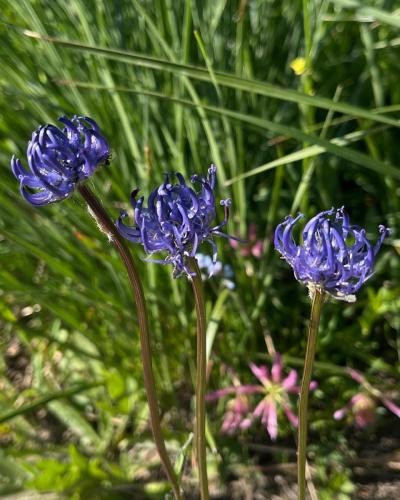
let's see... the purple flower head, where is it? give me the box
[207,354,316,441]
[117,165,233,278]
[274,207,390,302]
[11,116,110,206]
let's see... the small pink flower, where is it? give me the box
[221,395,254,434]
[249,354,316,440]
[334,368,400,428]
[334,393,377,428]
[207,354,317,441]
[230,223,263,259]
[206,376,260,435]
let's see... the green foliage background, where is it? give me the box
[0,0,399,498]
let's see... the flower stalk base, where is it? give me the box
[297,289,324,500]
[189,257,209,500]
[78,185,181,500]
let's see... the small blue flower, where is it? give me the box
[196,252,236,289]
[117,165,233,278]
[274,207,390,301]
[196,253,215,274]
[11,116,110,206]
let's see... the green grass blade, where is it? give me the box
[52,81,400,180]
[0,381,104,424]
[9,26,400,129]
[330,0,400,29]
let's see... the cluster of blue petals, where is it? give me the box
[117,165,232,278]
[11,116,109,206]
[274,208,390,300]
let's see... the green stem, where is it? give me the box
[78,185,181,500]
[188,257,209,500]
[297,288,324,500]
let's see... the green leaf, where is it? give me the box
[49,400,102,449]
[106,370,126,400]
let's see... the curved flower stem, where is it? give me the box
[297,288,325,500]
[78,185,181,500]
[188,257,209,500]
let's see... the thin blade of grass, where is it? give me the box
[7,25,399,129]
[0,381,104,424]
[330,0,400,29]
[52,80,400,180]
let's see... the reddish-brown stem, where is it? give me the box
[78,185,181,500]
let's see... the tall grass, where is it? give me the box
[0,0,399,497]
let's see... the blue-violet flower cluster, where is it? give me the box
[11,116,109,206]
[117,165,232,277]
[274,207,390,301]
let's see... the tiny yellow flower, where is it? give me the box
[290,57,306,76]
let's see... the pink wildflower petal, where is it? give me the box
[232,413,242,429]
[251,240,263,258]
[346,368,365,384]
[221,424,229,433]
[282,404,298,427]
[250,363,270,384]
[254,399,267,419]
[271,353,283,383]
[266,400,278,441]
[382,398,400,418]
[333,405,351,420]
[229,239,239,249]
[351,394,364,405]
[240,418,253,430]
[236,384,264,395]
[232,398,247,414]
[221,413,235,433]
[286,381,316,394]
[282,369,298,390]
[206,387,237,401]
[260,404,269,426]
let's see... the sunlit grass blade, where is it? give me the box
[130,0,225,186]
[52,80,400,180]
[330,0,400,29]
[7,25,400,129]
[0,381,104,424]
